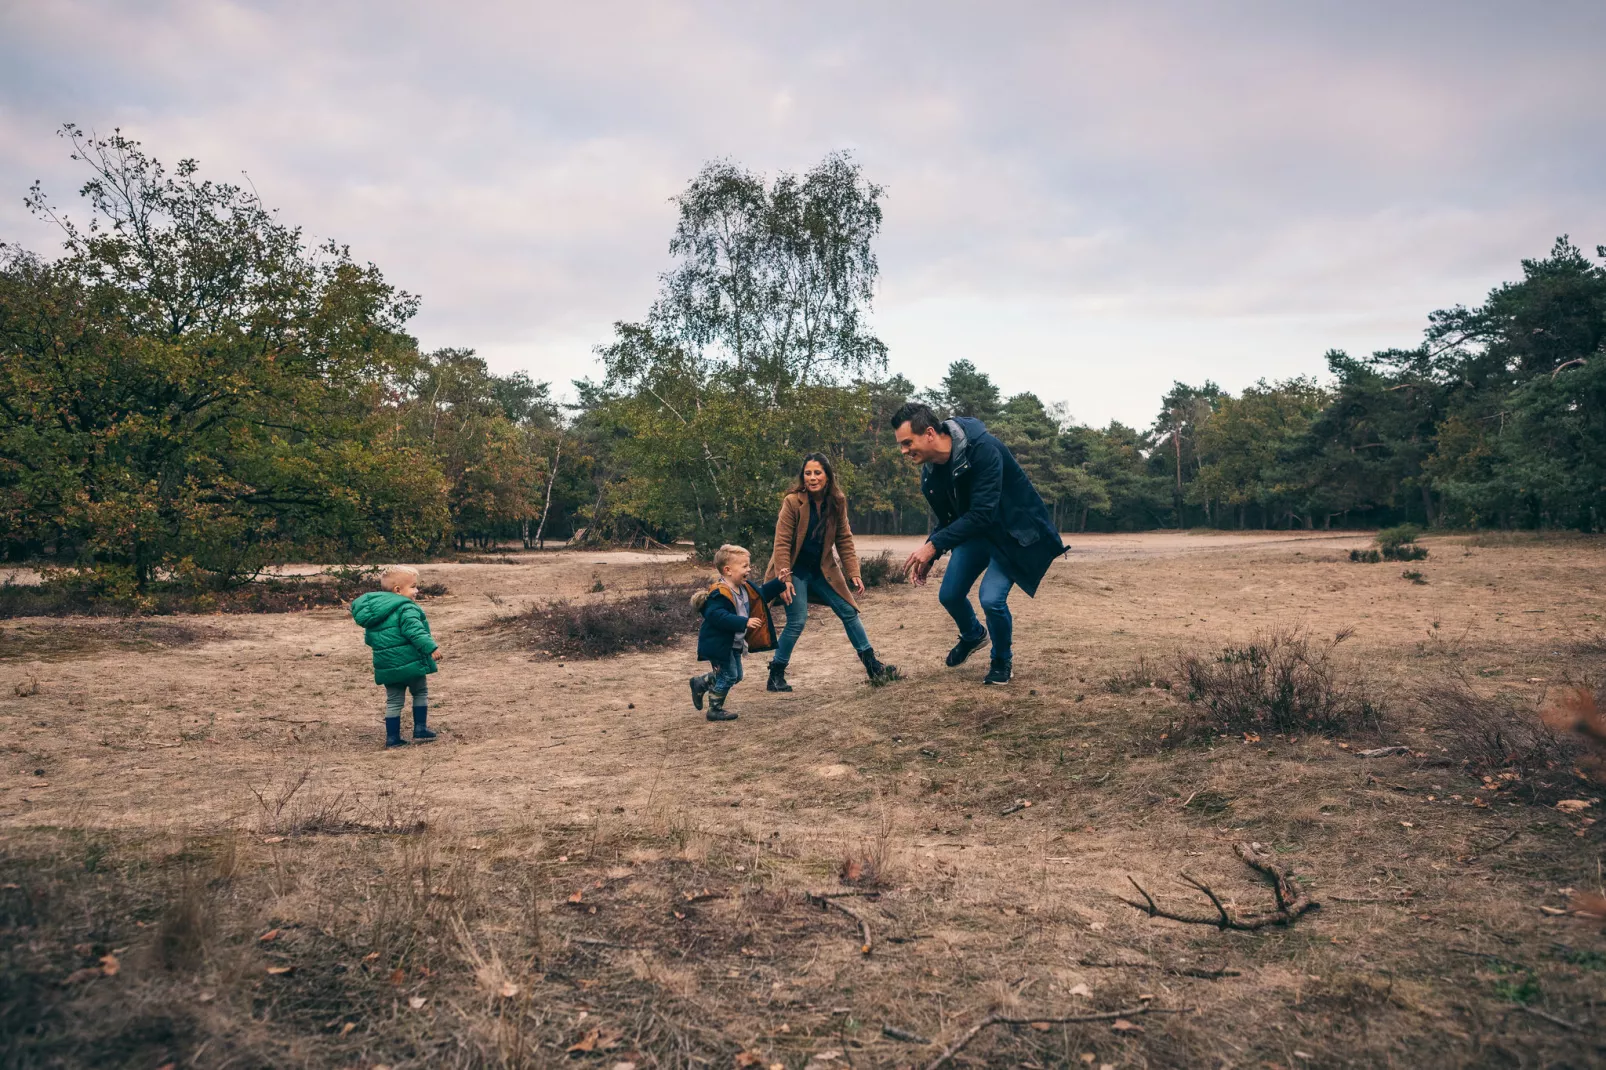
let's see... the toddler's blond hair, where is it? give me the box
[380,565,420,592]
[712,544,749,575]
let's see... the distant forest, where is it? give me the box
[3,131,1604,589]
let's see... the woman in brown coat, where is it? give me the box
[763,453,899,691]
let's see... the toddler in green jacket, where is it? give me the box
[350,565,441,748]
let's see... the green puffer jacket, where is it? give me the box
[351,591,439,685]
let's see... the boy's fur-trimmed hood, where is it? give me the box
[690,588,712,613]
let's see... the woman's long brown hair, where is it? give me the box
[788,452,846,517]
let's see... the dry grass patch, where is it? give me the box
[491,580,705,659]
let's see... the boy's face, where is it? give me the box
[392,580,419,600]
[719,553,752,585]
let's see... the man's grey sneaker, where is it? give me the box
[946,631,988,668]
[690,673,711,710]
[983,659,1013,686]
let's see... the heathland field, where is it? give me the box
[3,532,1605,1068]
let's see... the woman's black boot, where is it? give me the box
[859,647,901,686]
[767,661,793,692]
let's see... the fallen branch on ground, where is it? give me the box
[1516,1004,1578,1030]
[1357,745,1411,758]
[923,1004,1191,1070]
[1119,842,1319,931]
[882,1024,931,1044]
[808,891,873,954]
[1075,958,1241,978]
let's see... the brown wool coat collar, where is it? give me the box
[764,490,860,609]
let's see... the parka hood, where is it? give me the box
[351,590,411,628]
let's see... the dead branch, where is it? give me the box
[924,1004,1190,1070]
[1515,1003,1578,1031]
[1119,842,1318,931]
[1550,358,1587,381]
[570,937,646,951]
[1357,745,1411,758]
[882,1024,931,1044]
[807,891,873,954]
[1075,958,1241,978]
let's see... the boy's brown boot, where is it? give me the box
[690,672,715,710]
[705,690,737,722]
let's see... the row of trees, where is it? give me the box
[3,132,1604,590]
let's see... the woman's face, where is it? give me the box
[802,460,828,494]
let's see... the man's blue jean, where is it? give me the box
[773,569,871,665]
[938,538,1015,662]
[710,648,744,695]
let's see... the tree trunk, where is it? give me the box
[1420,484,1436,527]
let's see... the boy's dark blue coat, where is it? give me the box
[695,577,788,662]
[920,416,1067,596]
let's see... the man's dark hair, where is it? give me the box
[889,401,939,434]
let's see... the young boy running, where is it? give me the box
[689,544,790,722]
[351,565,441,748]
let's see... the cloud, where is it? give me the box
[2,0,1603,425]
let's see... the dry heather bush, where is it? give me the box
[498,580,704,658]
[1420,679,1585,794]
[251,769,429,837]
[1103,654,1172,694]
[858,550,908,588]
[1165,628,1385,743]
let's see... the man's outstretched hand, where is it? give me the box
[904,541,939,586]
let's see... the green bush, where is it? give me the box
[1349,549,1382,563]
[1376,524,1422,551]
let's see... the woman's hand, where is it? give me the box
[851,576,865,595]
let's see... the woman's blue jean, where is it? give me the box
[938,538,1015,662]
[772,569,871,665]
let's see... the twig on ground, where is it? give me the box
[570,937,646,950]
[1464,827,1520,860]
[1000,800,1031,816]
[924,1005,1190,1070]
[1449,947,1531,969]
[1075,958,1241,978]
[882,1024,931,1044]
[1327,893,1415,903]
[1516,1004,1578,1031]
[1119,842,1319,931]
[810,889,882,900]
[1357,745,1411,758]
[808,891,873,954]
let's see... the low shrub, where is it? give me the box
[1420,679,1584,795]
[1376,524,1423,553]
[1103,654,1173,694]
[0,569,447,618]
[501,580,705,658]
[1164,628,1385,743]
[1402,569,1427,584]
[1349,549,1382,563]
[858,550,907,588]
[1377,524,1429,561]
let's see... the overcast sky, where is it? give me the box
[3,1,1603,427]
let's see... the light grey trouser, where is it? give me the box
[384,677,428,720]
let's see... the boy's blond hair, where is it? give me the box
[712,544,749,575]
[380,565,420,592]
